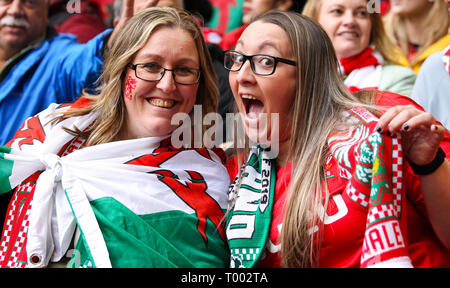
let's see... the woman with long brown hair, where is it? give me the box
[224,10,450,267]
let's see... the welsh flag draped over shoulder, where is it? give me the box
[0,101,230,268]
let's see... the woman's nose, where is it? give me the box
[235,60,256,84]
[342,11,357,26]
[155,70,177,93]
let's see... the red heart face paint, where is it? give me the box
[124,76,137,100]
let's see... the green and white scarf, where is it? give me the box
[226,147,276,268]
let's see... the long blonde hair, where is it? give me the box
[249,11,377,267]
[384,0,449,64]
[302,0,405,65]
[58,7,219,146]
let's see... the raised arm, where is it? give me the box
[107,0,160,48]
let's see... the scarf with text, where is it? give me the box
[328,107,412,267]
[339,46,384,93]
[226,147,276,268]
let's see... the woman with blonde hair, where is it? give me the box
[0,7,230,268]
[224,10,450,268]
[384,0,450,74]
[303,0,416,96]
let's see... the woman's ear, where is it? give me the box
[274,0,294,11]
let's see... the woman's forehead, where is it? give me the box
[134,27,199,61]
[237,21,292,56]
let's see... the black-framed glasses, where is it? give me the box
[223,50,296,76]
[128,63,201,85]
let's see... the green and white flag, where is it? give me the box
[0,102,230,268]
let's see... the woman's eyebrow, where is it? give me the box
[235,40,281,53]
[258,41,281,52]
[134,53,198,65]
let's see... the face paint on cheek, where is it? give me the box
[124,76,137,101]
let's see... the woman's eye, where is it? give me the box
[175,67,194,75]
[330,9,343,15]
[259,57,274,67]
[356,10,368,17]
[142,63,161,72]
[234,54,244,64]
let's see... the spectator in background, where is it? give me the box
[0,0,111,146]
[48,0,106,43]
[303,0,416,97]
[220,0,305,51]
[384,0,450,74]
[411,0,450,130]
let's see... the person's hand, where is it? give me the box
[108,0,160,48]
[133,0,160,14]
[376,105,445,166]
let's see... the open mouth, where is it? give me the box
[146,98,177,109]
[241,94,264,119]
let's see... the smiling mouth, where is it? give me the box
[338,31,359,38]
[147,98,177,109]
[241,94,264,119]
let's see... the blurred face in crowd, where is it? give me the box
[121,26,200,139]
[242,0,292,24]
[317,0,372,59]
[0,0,48,53]
[228,20,296,146]
[389,0,432,16]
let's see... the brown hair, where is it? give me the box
[232,10,377,267]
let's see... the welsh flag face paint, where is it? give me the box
[124,76,137,101]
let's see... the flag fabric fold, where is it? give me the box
[0,102,230,268]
